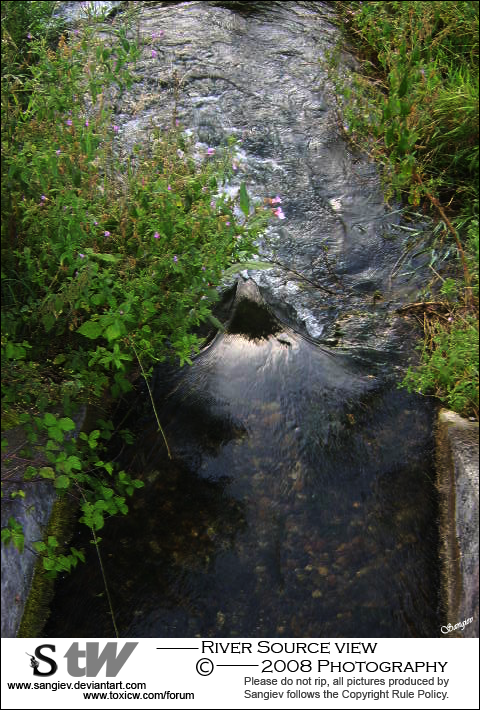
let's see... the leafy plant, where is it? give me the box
[1,0,274,590]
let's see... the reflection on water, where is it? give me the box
[44,288,439,638]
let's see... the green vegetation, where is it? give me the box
[1,1,268,578]
[330,0,479,418]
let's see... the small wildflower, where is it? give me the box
[94,220,98,226]
[206,147,215,155]
[119,310,124,315]
[167,185,172,191]
[85,119,89,127]
[271,195,282,204]
[55,149,61,155]
[104,231,110,236]
[113,125,119,133]
[232,161,238,171]
[27,32,32,39]
[173,255,178,263]
[202,266,206,271]
[274,207,286,220]
[151,49,157,58]
[66,119,73,126]
[154,232,160,239]
[79,253,85,258]
[210,201,216,208]
[226,221,230,226]
[175,119,180,126]
[41,195,46,201]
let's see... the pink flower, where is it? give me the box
[41,195,46,201]
[206,147,215,155]
[167,185,171,191]
[154,232,160,239]
[55,149,61,155]
[274,207,286,220]
[85,119,89,127]
[226,221,230,226]
[232,162,238,171]
[104,231,110,236]
[79,253,85,258]
[151,49,157,58]
[113,125,119,133]
[271,196,282,204]
[66,119,73,126]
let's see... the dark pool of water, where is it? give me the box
[44,288,439,638]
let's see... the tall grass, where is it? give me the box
[331,0,479,418]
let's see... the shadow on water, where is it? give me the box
[44,284,439,638]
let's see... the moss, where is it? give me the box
[17,494,79,638]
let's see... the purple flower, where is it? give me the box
[55,149,61,155]
[271,196,282,204]
[173,255,178,263]
[104,231,110,236]
[151,49,157,58]
[226,221,230,226]
[66,119,73,126]
[27,33,32,40]
[113,125,119,133]
[119,310,124,315]
[274,207,286,220]
[232,162,238,171]
[85,119,89,127]
[206,147,215,155]
[210,201,216,208]
[202,266,206,271]
[79,253,85,258]
[94,221,98,226]
[167,185,171,191]
[175,119,180,126]
[41,195,46,201]
[154,232,160,239]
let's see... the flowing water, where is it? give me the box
[44,1,440,638]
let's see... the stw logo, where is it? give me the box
[27,643,138,677]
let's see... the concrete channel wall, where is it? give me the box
[436,410,479,638]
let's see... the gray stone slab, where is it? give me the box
[436,409,479,638]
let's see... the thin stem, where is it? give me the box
[91,524,119,638]
[129,339,172,459]
[78,489,119,638]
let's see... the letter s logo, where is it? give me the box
[33,645,58,676]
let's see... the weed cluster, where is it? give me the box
[1,1,270,576]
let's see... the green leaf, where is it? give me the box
[239,182,250,218]
[44,412,57,427]
[222,260,272,278]
[54,475,70,489]
[39,466,55,479]
[33,541,47,553]
[59,417,75,431]
[43,557,55,571]
[105,322,122,342]
[77,320,103,339]
[207,314,225,332]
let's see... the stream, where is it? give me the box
[44,0,440,638]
